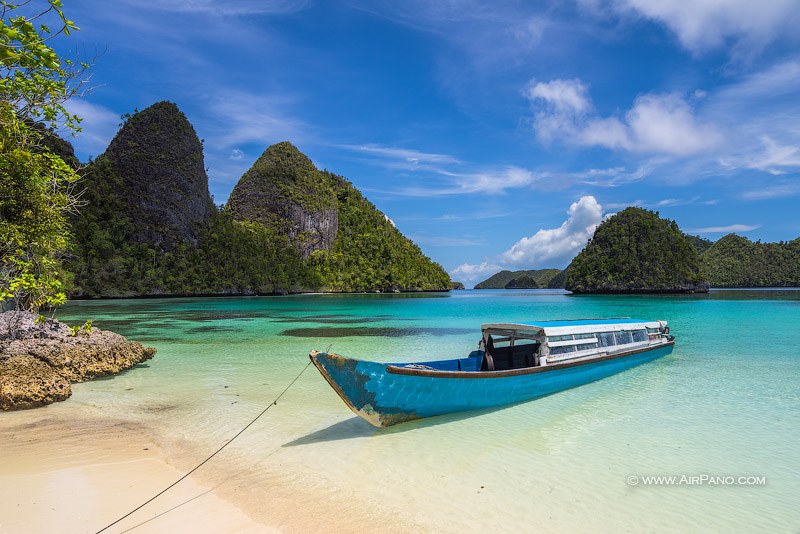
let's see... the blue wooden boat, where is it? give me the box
[310,318,674,427]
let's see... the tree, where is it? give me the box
[1,0,87,313]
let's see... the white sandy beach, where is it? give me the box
[0,414,274,534]
[0,408,425,534]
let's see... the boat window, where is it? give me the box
[646,327,660,334]
[576,342,599,351]
[574,333,595,340]
[632,329,648,342]
[550,345,576,355]
[548,334,574,342]
[614,330,633,345]
[598,332,615,347]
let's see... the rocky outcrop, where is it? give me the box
[0,312,156,410]
[226,142,338,259]
[0,355,71,410]
[100,101,214,248]
[565,207,709,294]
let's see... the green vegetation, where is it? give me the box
[546,268,567,289]
[307,171,451,292]
[701,234,800,287]
[504,275,539,289]
[566,207,708,293]
[1,1,86,312]
[688,234,713,256]
[475,269,561,289]
[66,108,449,296]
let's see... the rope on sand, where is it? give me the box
[96,360,313,534]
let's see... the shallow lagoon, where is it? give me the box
[50,289,799,532]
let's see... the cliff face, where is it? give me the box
[226,142,338,259]
[101,101,214,248]
[566,207,708,293]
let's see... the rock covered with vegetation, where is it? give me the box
[475,269,561,289]
[0,312,156,410]
[227,142,337,259]
[504,275,539,289]
[546,268,568,289]
[565,207,708,293]
[100,101,214,248]
[701,234,800,287]
[67,105,450,296]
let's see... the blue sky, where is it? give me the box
[54,0,800,284]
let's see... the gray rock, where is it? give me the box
[0,312,156,410]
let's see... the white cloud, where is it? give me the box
[450,261,502,283]
[500,195,603,266]
[339,144,461,166]
[229,148,245,160]
[206,90,306,149]
[607,0,800,58]
[526,78,591,114]
[63,99,121,158]
[527,80,723,156]
[686,224,760,234]
[450,195,604,282]
[740,183,800,200]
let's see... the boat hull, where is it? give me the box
[310,342,674,427]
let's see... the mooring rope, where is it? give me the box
[96,360,313,534]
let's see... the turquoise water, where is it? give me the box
[54,290,799,532]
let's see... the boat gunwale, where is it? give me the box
[385,340,674,379]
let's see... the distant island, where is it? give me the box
[474,269,562,289]
[566,207,708,293]
[472,207,800,294]
[67,102,451,297]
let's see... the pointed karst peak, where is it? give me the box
[99,101,213,248]
[226,142,338,259]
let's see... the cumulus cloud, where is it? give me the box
[449,196,604,283]
[450,261,502,282]
[500,196,603,266]
[527,79,723,156]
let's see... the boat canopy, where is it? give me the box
[481,318,665,338]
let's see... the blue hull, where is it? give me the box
[310,342,674,427]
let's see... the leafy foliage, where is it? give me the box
[565,207,708,293]
[701,234,800,287]
[0,1,86,312]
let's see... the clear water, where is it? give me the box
[49,290,799,532]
